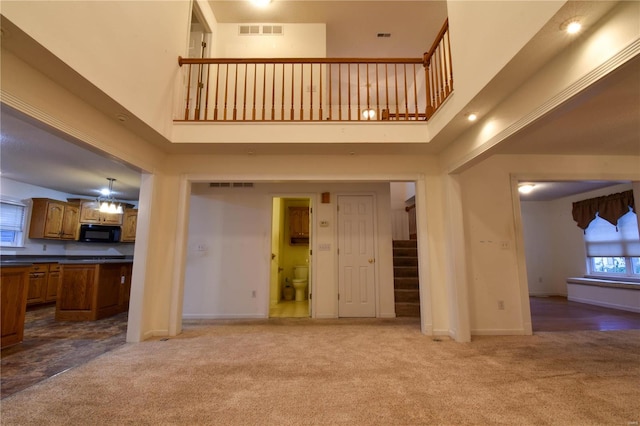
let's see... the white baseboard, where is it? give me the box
[567,296,640,313]
[471,329,528,336]
[182,314,266,319]
[142,329,169,340]
[378,312,396,318]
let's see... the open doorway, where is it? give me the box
[269,197,312,318]
[390,182,421,318]
[518,180,640,332]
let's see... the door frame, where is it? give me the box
[268,192,317,318]
[335,192,379,318]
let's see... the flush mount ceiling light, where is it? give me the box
[97,178,124,214]
[250,0,271,7]
[467,113,477,122]
[518,183,536,194]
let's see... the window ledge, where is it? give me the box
[567,277,640,290]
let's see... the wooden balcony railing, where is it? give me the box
[176,19,452,123]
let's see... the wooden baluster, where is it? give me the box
[446,28,453,94]
[365,64,370,120]
[223,64,229,120]
[328,64,332,120]
[233,64,238,120]
[413,64,418,120]
[195,64,202,120]
[318,64,323,121]
[184,64,192,120]
[348,64,351,120]
[394,64,399,119]
[424,61,430,119]
[243,64,248,120]
[375,64,380,120]
[213,64,220,121]
[385,64,390,120]
[204,64,210,120]
[357,63,361,120]
[309,64,313,120]
[338,64,342,120]
[252,63,257,120]
[403,64,409,119]
[262,63,267,121]
[290,64,295,120]
[299,64,304,120]
[436,46,443,106]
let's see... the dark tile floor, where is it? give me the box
[1,304,128,399]
[2,297,638,399]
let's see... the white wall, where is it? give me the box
[0,177,134,257]
[521,183,633,296]
[1,1,192,139]
[216,23,326,58]
[183,181,393,319]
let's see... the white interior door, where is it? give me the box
[338,195,376,317]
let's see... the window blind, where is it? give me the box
[0,201,26,231]
[584,210,640,257]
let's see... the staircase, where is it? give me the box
[393,240,420,317]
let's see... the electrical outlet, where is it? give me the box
[500,241,509,250]
[42,244,47,251]
[498,300,505,310]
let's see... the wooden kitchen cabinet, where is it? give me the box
[56,262,133,321]
[120,209,138,242]
[29,198,79,240]
[79,200,123,225]
[46,264,60,302]
[27,264,47,305]
[1,266,29,348]
[27,263,61,305]
[289,206,309,245]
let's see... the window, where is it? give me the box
[584,210,640,279]
[0,199,27,247]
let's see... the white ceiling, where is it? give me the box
[0,1,637,202]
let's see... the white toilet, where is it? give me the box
[292,265,308,302]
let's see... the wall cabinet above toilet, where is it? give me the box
[289,206,309,245]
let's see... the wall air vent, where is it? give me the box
[238,25,283,36]
[239,25,260,35]
[210,182,254,188]
[377,33,391,38]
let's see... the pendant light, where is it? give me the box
[98,178,124,214]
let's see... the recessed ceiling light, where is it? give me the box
[563,19,582,34]
[467,113,477,122]
[116,113,129,122]
[250,0,271,7]
[518,183,536,194]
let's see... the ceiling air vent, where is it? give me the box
[377,33,391,38]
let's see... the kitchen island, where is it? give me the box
[56,259,133,321]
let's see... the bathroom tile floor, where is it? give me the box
[269,300,310,318]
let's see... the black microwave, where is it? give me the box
[78,224,121,243]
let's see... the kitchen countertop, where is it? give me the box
[1,256,133,266]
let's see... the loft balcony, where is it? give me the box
[173,20,452,141]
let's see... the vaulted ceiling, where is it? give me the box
[0,1,637,201]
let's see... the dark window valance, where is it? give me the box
[572,190,636,230]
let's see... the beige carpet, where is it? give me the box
[1,318,638,425]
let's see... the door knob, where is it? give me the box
[368,258,375,264]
